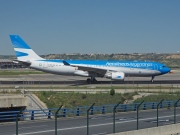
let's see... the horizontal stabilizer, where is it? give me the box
[13,59,31,66]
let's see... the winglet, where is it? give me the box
[63,60,70,66]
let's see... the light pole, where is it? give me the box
[137,100,144,130]
[87,103,95,135]
[157,99,164,127]
[174,99,180,124]
[55,105,63,135]
[113,102,121,133]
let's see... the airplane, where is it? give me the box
[62,59,171,83]
[9,35,171,83]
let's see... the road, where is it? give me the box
[1,108,180,135]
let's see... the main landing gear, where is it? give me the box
[151,76,155,82]
[87,77,97,83]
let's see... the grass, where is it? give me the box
[0,89,21,94]
[0,85,178,90]
[134,92,180,103]
[34,91,138,108]
[0,70,44,75]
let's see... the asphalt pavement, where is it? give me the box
[0,73,180,87]
[0,108,180,135]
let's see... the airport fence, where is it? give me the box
[0,100,178,121]
[1,99,180,135]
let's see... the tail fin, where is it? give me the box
[9,35,44,61]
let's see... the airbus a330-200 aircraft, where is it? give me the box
[63,59,171,83]
[10,35,171,83]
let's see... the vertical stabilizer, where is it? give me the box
[9,35,44,61]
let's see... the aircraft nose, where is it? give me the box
[161,67,171,74]
[165,67,171,74]
[168,68,171,73]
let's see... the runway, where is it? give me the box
[0,108,180,135]
[0,73,180,87]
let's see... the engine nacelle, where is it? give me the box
[74,70,89,77]
[106,72,125,80]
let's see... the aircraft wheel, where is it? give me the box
[92,78,97,83]
[87,78,91,83]
[151,76,155,82]
[91,78,97,83]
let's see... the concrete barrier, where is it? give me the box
[0,95,27,107]
[108,123,180,135]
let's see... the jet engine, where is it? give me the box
[74,70,89,77]
[106,72,125,80]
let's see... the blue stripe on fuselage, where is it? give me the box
[65,60,162,70]
[37,60,63,63]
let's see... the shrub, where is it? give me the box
[42,91,47,96]
[110,88,115,96]
[82,94,87,99]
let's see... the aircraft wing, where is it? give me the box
[63,60,111,76]
[76,65,107,75]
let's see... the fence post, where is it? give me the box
[160,102,163,108]
[113,102,121,133]
[16,108,23,135]
[168,101,170,109]
[48,110,51,119]
[31,110,34,120]
[152,103,155,109]
[124,105,127,112]
[174,99,180,124]
[137,100,144,130]
[143,103,146,110]
[90,107,94,115]
[134,104,137,111]
[102,106,105,114]
[87,103,95,135]
[63,109,66,117]
[55,105,63,135]
[76,107,80,116]
[157,99,164,127]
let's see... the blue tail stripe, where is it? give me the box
[10,35,31,49]
[15,51,28,57]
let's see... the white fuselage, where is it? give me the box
[30,60,77,75]
[30,60,161,77]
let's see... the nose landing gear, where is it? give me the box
[151,76,155,82]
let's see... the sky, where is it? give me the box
[0,0,180,55]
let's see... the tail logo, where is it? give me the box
[15,51,28,57]
[10,35,31,49]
